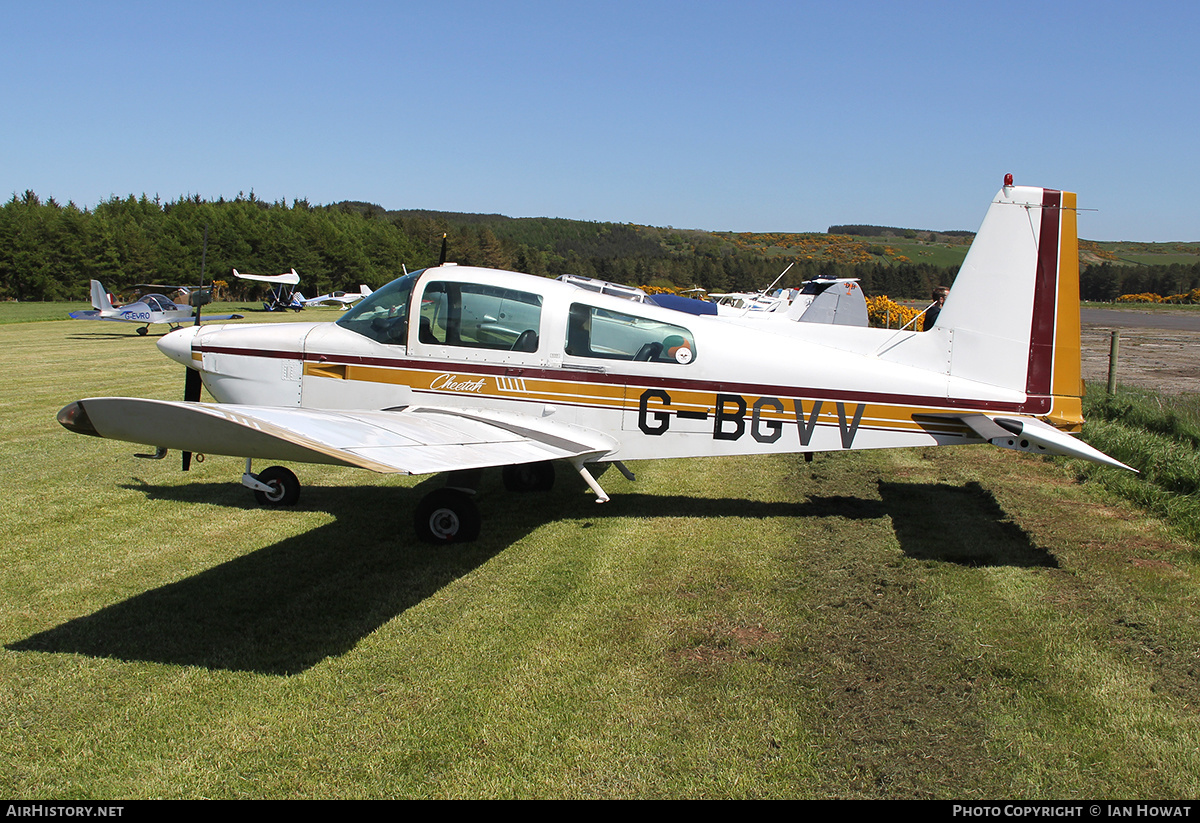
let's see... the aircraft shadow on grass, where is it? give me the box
[877,479,1057,568]
[8,475,1052,675]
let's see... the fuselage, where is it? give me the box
[159,265,1061,464]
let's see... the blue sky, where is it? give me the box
[3,1,1197,240]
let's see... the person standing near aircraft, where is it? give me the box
[923,286,950,331]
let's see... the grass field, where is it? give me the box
[0,301,317,325]
[2,319,1199,798]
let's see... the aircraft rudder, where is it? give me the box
[1047,190,1084,430]
[1024,187,1084,430]
[935,181,1084,430]
[89,280,115,311]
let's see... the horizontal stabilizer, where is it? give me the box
[955,413,1135,472]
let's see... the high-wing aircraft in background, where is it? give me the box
[69,280,243,335]
[59,178,1133,543]
[233,268,305,311]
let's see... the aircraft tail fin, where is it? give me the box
[794,281,869,326]
[89,280,116,312]
[932,180,1083,431]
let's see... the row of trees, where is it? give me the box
[2,189,963,303]
[0,191,433,302]
[1079,262,1200,302]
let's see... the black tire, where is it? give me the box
[136,326,148,336]
[502,461,555,492]
[415,488,481,543]
[254,465,301,506]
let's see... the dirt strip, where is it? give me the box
[1081,322,1200,396]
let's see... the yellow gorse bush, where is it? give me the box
[1117,289,1200,304]
[866,295,924,329]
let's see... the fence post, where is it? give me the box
[1107,330,1120,395]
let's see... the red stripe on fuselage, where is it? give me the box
[196,344,1054,415]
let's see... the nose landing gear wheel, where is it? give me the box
[415,488,481,543]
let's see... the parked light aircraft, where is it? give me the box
[303,285,373,310]
[233,268,305,311]
[69,280,243,335]
[59,179,1133,543]
[712,276,868,327]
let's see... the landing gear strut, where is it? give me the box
[242,459,301,506]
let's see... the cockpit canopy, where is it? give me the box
[142,294,175,312]
[335,270,421,344]
[336,267,697,364]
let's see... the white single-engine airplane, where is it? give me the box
[59,179,1133,542]
[303,285,373,310]
[712,276,869,327]
[69,280,244,335]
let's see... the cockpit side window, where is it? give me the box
[565,303,696,364]
[336,271,419,344]
[418,282,542,352]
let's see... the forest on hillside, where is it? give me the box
[1079,262,1200,302]
[5,188,1192,305]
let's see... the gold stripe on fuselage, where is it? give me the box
[300,361,975,439]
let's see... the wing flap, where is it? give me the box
[59,398,614,475]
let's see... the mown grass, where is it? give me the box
[2,320,1199,797]
[0,301,339,325]
[1076,386,1200,543]
[0,302,92,323]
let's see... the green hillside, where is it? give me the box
[5,190,1199,306]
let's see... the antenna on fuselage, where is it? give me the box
[438,233,448,266]
[761,262,794,297]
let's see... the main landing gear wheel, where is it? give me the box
[502,461,555,492]
[415,488,481,544]
[136,326,148,336]
[254,466,301,506]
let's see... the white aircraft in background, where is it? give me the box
[59,177,1132,543]
[712,276,868,327]
[303,285,373,310]
[233,268,305,311]
[68,280,243,335]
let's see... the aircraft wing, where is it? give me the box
[57,398,617,475]
[68,311,121,321]
[68,311,244,324]
[233,268,301,286]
